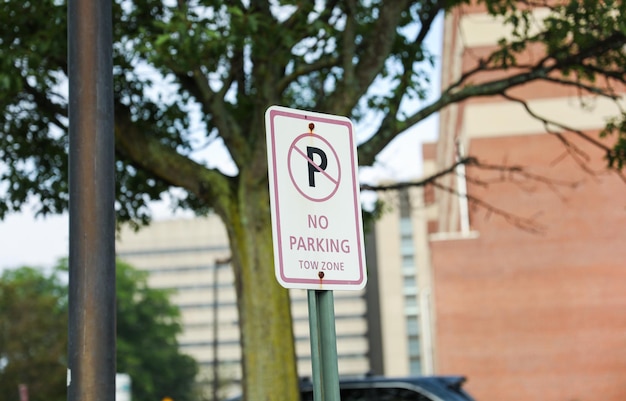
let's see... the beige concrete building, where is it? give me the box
[116,215,369,397]
[116,210,440,397]
[365,187,438,377]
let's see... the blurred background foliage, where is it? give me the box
[0,260,198,401]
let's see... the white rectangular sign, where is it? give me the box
[265,105,367,290]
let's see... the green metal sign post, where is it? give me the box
[308,290,341,401]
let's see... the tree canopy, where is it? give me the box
[0,262,198,401]
[0,267,67,401]
[1,1,625,400]
[115,260,199,401]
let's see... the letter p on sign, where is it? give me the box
[307,146,327,187]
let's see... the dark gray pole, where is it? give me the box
[67,0,116,400]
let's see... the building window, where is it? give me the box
[402,255,414,267]
[403,280,417,292]
[408,338,421,356]
[409,358,422,375]
[398,189,423,375]
[406,317,420,336]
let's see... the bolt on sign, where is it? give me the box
[265,105,367,291]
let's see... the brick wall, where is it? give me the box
[430,134,626,401]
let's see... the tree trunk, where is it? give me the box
[221,172,299,401]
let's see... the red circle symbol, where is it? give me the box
[287,133,341,202]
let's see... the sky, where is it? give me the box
[1,211,69,269]
[0,13,443,271]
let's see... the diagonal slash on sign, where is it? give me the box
[293,145,339,185]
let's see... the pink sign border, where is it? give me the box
[268,108,366,288]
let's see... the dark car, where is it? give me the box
[228,375,476,401]
[299,375,475,401]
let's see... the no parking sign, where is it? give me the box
[265,105,367,290]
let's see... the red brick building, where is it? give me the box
[424,3,626,401]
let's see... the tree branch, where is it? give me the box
[414,0,445,48]
[320,1,410,115]
[358,65,549,165]
[360,155,606,234]
[541,75,621,99]
[340,0,358,91]
[280,1,317,31]
[114,101,236,220]
[358,26,626,166]
[276,57,340,94]
[21,78,67,131]
[499,92,626,182]
[364,157,547,234]
[467,158,581,202]
[361,157,477,191]
[431,180,546,234]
